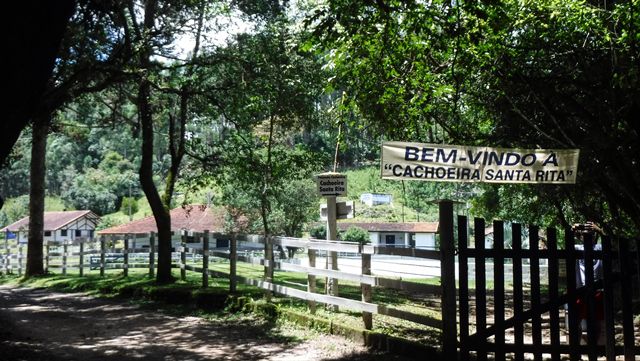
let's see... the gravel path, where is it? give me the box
[0,285,413,361]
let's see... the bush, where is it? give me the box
[341,226,370,244]
[309,224,326,239]
[120,197,138,215]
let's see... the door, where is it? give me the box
[385,234,396,247]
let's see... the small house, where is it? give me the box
[2,210,100,244]
[336,221,439,249]
[359,193,393,206]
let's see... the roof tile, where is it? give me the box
[98,205,225,235]
[1,210,99,232]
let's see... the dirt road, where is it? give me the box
[0,285,411,361]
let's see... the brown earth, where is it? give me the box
[0,285,415,361]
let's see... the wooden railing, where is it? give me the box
[0,231,445,333]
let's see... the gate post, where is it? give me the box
[439,200,457,358]
[100,235,105,277]
[149,232,156,278]
[230,234,237,293]
[180,231,187,281]
[202,230,209,288]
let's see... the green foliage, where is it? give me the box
[0,136,31,198]
[340,226,369,244]
[269,178,319,237]
[342,166,475,222]
[120,197,139,216]
[0,196,68,227]
[308,224,326,239]
[216,141,322,235]
[98,197,151,230]
[0,195,30,227]
[310,0,640,234]
[59,150,138,216]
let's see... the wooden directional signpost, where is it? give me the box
[316,172,347,308]
[320,201,354,221]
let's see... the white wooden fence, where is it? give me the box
[0,232,444,332]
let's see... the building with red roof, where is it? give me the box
[2,210,100,244]
[336,221,439,249]
[97,205,232,247]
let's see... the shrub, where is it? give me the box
[120,197,139,215]
[309,224,326,239]
[341,226,370,244]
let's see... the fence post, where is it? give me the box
[202,231,209,288]
[600,235,615,360]
[6,240,11,274]
[439,200,457,358]
[529,226,542,361]
[180,231,187,281]
[3,237,8,274]
[44,240,49,274]
[361,250,372,330]
[619,238,636,361]
[79,241,84,277]
[493,221,505,361]
[100,235,106,277]
[307,247,317,314]
[149,232,155,278]
[457,215,470,361]
[564,228,580,359]
[124,234,129,277]
[230,234,237,293]
[511,224,524,361]
[547,228,561,361]
[62,241,68,275]
[263,236,275,300]
[17,244,23,277]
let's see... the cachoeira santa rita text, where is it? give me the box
[380,142,580,184]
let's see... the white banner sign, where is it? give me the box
[381,141,580,184]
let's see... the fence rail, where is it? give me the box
[0,231,443,332]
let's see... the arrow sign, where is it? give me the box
[320,201,354,220]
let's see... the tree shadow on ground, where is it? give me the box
[0,286,304,361]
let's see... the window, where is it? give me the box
[75,230,82,237]
[61,229,68,237]
[44,231,51,237]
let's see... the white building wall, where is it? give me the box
[13,217,97,244]
[415,233,436,249]
[369,231,380,245]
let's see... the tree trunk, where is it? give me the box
[134,0,174,284]
[138,75,173,284]
[26,115,49,277]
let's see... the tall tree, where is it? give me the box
[25,115,50,276]
[127,0,209,283]
[309,0,640,234]
[23,0,134,277]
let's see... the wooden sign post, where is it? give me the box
[316,172,347,309]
